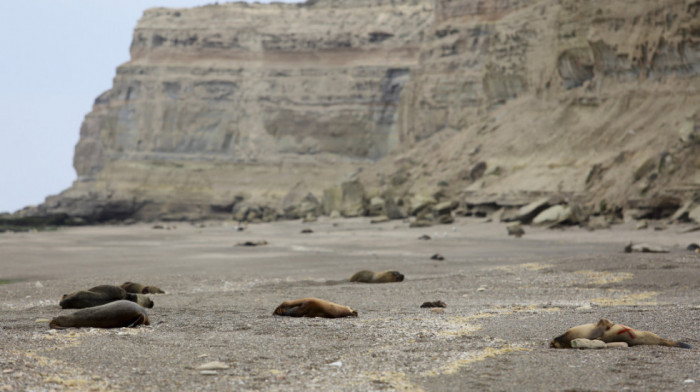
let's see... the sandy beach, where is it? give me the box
[1,217,698,391]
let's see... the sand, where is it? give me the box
[1,217,698,391]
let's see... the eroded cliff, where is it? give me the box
[18,0,700,223]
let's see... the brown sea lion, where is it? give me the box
[599,323,692,349]
[120,282,166,294]
[273,298,358,318]
[60,285,154,309]
[349,270,404,283]
[550,319,614,348]
[50,300,150,329]
[421,301,447,308]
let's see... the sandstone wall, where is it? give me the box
[22,0,700,222]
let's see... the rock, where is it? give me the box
[236,240,268,247]
[34,281,44,288]
[417,234,431,240]
[430,308,445,314]
[410,220,432,228]
[670,201,693,222]
[329,210,341,219]
[532,205,570,225]
[368,197,385,217]
[430,253,445,261]
[322,180,366,217]
[408,194,437,216]
[301,228,313,234]
[437,214,454,224]
[469,161,487,181]
[199,370,218,376]
[34,318,51,323]
[689,205,700,224]
[282,186,322,219]
[328,361,342,367]
[384,196,406,220]
[196,361,230,371]
[586,215,611,230]
[434,201,458,215]
[302,213,317,223]
[476,286,486,292]
[570,338,606,349]
[687,243,699,251]
[624,242,670,253]
[635,220,648,230]
[514,197,551,224]
[420,301,446,308]
[370,216,390,224]
[506,222,524,237]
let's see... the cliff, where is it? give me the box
[16,0,700,224]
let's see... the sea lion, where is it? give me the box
[236,240,268,247]
[273,298,358,318]
[120,282,166,294]
[349,270,404,283]
[687,243,699,252]
[430,253,445,261]
[60,285,154,309]
[550,318,614,348]
[50,300,150,329]
[599,323,692,349]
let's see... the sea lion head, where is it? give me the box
[389,271,405,282]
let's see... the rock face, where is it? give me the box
[20,0,700,222]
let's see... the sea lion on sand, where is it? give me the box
[599,323,692,349]
[421,300,447,308]
[550,319,614,348]
[551,319,692,349]
[273,298,358,318]
[349,270,404,283]
[120,282,166,294]
[60,285,154,309]
[50,300,150,329]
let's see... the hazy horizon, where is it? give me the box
[0,0,303,214]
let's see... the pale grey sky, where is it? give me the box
[0,0,303,213]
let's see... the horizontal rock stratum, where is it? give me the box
[19,0,700,222]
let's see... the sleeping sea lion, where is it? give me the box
[349,270,404,283]
[599,323,692,349]
[60,285,154,309]
[50,300,150,329]
[273,298,358,318]
[550,318,613,348]
[120,282,166,294]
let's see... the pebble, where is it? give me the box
[199,370,218,376]
[575,304,592,311]
[34,318,50,323]
[328,361,342,367]
[196,361,229,371]
[684,379,695,384]
[430,308,445,314]
[476,286,486,292]
[35,281,44,288]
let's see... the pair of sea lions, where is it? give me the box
[52,282,164,329]
[60,285,154,309]
[271,270,403,318]
[550,318,692,349]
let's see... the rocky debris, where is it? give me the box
[430,253,445,261]
[636,220,649,230]
[235,241,268,247]
[370,216,390,224]
[283,188,322,220]
[513,197,552,224]
[410,220,432,228]
[323,180,367,218]
[420,301,446,308]
[624,242,670,253]
[506,222,524,237]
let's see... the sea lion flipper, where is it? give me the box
[127,314,147,328]
[283,304,310,317]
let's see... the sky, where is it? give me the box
[0,0,303,214]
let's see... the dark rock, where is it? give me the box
[301,228,313,234]
[236,240,268,247]
[420,301,446,308]
[430,253,445,261]
[417,234,431,240]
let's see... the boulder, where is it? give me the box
[434,200,458,215]
[368,197,385,217]
[408,194,437,216]
[514,197,551,224]
[689,205,700,224]
[506,221,524,237]
[384,196,406,220]
[322,179,366,217]
[532,205,571,225]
